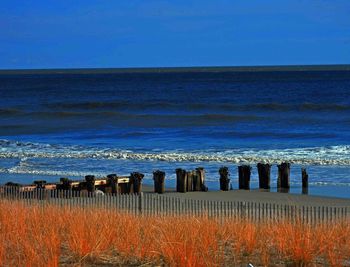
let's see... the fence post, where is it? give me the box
[138,192,143,214]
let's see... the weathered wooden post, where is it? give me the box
[85,175,95,193]
[131,172,144,194]
[5,182,21,187]
[186,171,194,192]
[277,162,290,193]
[257,163,271,190]
[34,180,47,200]
[176,168,187,193]
[78,181,88,193]
[4,182,20,197]
[57,177,72,190]
[302,168,308,194]
[192,170,201,191]
[118,183,129,194]
[106,174,118,194]
[195,167,208,191]
[219,166,230,191]
[153,170,165,194]
[34,180,46,189]
[238,165,251,190]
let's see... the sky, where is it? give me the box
[0,0,349,69]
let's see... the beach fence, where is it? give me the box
[0,186,349,223]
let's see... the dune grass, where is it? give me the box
[0,200,349,266]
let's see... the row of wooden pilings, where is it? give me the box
[26,172,145,194]
[153,162,308,194]
[8,162,307,195]
[218,163,309,194]
[153,168,209,194]
[73,172,145,194]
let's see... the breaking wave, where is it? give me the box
[1,139,350,165]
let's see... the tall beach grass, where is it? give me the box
[0,200,349,266]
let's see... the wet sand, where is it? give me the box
[142,185,350,207]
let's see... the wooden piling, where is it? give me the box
[277,162,290,193]
[153,170,165,194]
[119,182,130,194]
[78,181,87,192]
[85,175,95,192]
[4,182,21,187]
[186,171,194,192]
[302,168,308,194]
[192,170,201,191]
[57,177,72,191]
[257,163,271,190]
[195,167,208,191]
[238,165,251,190]
[4,183,20,196]
[107,174,118,194]
[176,168,187,193]
[130,172,144,194]
[219,166,230,191]
[34,180,46,189]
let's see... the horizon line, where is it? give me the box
[1,63,350,74]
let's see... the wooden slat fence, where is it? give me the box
[0,187,348,223]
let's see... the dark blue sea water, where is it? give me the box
[0,70,350,198]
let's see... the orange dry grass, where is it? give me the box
[0,200,349,266]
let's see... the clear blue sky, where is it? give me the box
[0,0,349,69]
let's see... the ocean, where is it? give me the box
[0,68,350,198]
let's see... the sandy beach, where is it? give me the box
[141,184,350,207]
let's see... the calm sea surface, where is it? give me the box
[0,70,350,197]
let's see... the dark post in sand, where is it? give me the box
[153,170,165,194]
[106,174,118,194]
[34,180,47,200]
[186,170,194,192]
[219,166,230,191]
[34,180,47,189]
[57,177,72,191]
[4,182,20,197]
[5,182,20,196]
[192,169,201,191]
[302,168,308,194]
[176,168,187,193]
[257,163,271,190]
[85,175,96,192]
[192,167,204,191]
[238,165,251,190]
[118,177,130,194]
[195,167,208,191]
[130,172,144,194]
[277,162,290,193]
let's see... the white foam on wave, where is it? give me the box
[3,168,106,178]
[1,139,350,165]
